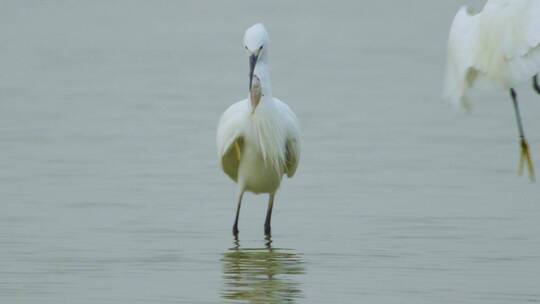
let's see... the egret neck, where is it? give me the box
[250,62,272,113]
[250,75,262,113]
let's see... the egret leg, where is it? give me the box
[264,193,275,236]
[510,89,535,181]
[534,75,540,94]
[232,191,245,236]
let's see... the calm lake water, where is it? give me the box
[1,1,540,303]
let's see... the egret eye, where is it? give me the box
[259,46,263,50]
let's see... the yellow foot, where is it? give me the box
[518,138,535,182]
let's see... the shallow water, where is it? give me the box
[1,1,540,303]
[222,238,305,303]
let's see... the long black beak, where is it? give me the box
[249,53,259,90]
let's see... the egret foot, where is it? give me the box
[264,224,271,236]
[233,225,239,236]
[264,234,272,247]
[518,137,535,182]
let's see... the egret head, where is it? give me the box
[243,23,269,90]
[250,75,262,113]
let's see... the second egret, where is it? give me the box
[444,0,540,181]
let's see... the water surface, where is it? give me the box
[1,1,539,303]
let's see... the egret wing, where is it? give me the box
[498,0,540,83]
[274,98,301,178]
[285,132,300,178]
[217,100,249,182]
[444,6,479,109]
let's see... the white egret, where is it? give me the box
[444,0,540,181]
[217,23,301,236]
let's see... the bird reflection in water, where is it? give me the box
[221,236,305,303]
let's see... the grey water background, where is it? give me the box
[1,0,540,303]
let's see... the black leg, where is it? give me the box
[264,193,275,236]
[233,191,244,236]
[511,89,525,139]
[510,89,535,181]
[534,75,540,94]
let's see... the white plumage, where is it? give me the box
[444,0,540,181]
[217,24,301,236]
[217,96,300,190]
[444,0,540,108]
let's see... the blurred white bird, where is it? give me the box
[217,24,301,236]
[444,0,540,181]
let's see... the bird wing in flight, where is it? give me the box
[217,100,249,182]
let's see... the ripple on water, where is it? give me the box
[221,238,305,303]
